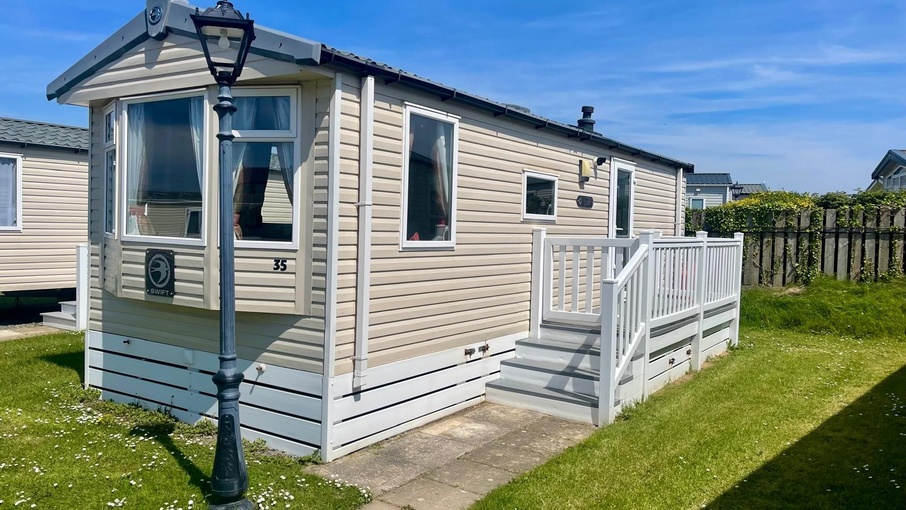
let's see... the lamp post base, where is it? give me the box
[209,498,255,510]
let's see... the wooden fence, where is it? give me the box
[687,208,906,286]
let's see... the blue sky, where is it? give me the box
[4,0,905,193]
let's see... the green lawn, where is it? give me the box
[474,281,906,510]
[0,332,370,509]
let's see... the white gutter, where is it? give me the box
[320,72,344,462]
[675,167,684,236]
[353,75,375,389]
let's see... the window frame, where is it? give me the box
[103,102,117,237]
[889,166,905,191]
[230,87,302,250]
[0,152,23,232]
[609,158,636,239]
[400,103,460,250]
[689,197,705,210]
[120,89,208,247]
[522,169,558,222]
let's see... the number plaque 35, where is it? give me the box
[273,259,288,272]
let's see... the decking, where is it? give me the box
[487,230,744,426]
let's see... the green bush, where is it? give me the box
[740,276,906,338]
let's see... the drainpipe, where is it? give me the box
[353,75,375,389]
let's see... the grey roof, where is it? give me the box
[686,173,732,185]
[871,149,906,179]
[738,183,767,195]
[48,0,694,173]
[0,117,88,151]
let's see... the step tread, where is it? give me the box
[502,357,600,380]
[40,311,76,320]
[517,336,601,355]
[58,301,78,306]
[486,379,597,407]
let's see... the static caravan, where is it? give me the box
[47,0,743,461]
[0,118,88,295]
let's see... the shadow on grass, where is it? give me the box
[708,363,906,510]
[41,348,85,385]
[130,421,211,498]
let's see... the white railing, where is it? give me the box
[530,229,745,426]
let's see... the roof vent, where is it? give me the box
[577,106,596,133]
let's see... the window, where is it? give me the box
[123,93,206,241]
[610,159,635,238]
[689,198,705,210]
[232,89,298,246]
[401,105,459,248]
[104,104,116,235]
[523,170,557,221]
[888,167,905,191]
[0,153,22,231]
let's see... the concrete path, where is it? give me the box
[0,324,62,342]
[308,402,595,510]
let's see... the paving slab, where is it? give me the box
[379,477,481,510]
[425,458,516,495]
[460,402,545,429]
[361,500,400,510]
[0,325,61,341]
[495,414,595,456]
[371,431,473,469]
[418,415,511,445]
[308,451,425,494]
[460,441,549,473]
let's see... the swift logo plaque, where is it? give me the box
[145,249,175,297]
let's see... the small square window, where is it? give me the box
[689,198,705,210]
[523,171,557,221]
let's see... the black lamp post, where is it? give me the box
[731,182,744,201]
[190,2,255,509]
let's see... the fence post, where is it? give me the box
[691,231,708,371]
[729,232,745,346]
[639,231,656,400]
[76,243,89,331]
[530,228,546,338]
[598,278,619,426]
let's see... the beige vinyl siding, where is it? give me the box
[634,164,682,235]
[334,82,678,375]
[0,142,88,293]
[61,34,318,106]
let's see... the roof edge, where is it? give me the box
[871,149,906,179]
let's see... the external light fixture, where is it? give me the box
[191,0,256,84]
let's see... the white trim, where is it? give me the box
[608,158,636,238]
[321,72,344,462]
[230,87,299,139]
[0,152,23,232]
[399,103,459,250]
[120,89,208,246]
[689,197,705,210]
[674,167,684,236]
[353,75,375,389]
[522,169,558,222]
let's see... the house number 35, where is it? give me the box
[273,259,288,272]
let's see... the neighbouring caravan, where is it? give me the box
[47,0,743,461]
[0,118,88,294]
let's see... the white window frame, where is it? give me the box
[120,89,208,247]
[103,102,117,237]
[0,152,23,232]
[689,197,705,210]
[184,207,202,238]
[889,167,905,190]
[609,158,636,239]
[231,87,302,250]
[522,170,558,222]
[400,103,460,250]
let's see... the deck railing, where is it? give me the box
[530,229,745,426]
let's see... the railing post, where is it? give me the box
[639,231,655,400]
[598,278,619,426]
[729,232,745,346]
[530,228,547,338]
[691,231,708,371]
[76,243,89,331]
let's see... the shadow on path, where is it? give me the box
[708,364,906,510]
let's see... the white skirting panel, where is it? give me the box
[327,334,519,459]
[86,331,323,457]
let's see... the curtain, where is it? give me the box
[0,158,15,227]
[126,103,145,235]
[431,122,450,239]
[231,99,258,210]
[274,96,294,204]
[189,96,204,192]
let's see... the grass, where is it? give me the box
[474,278,906,510]
[0,332,370,509]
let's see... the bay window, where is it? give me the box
[401,104,458,249]
[123,93,206,241]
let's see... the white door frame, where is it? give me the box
[608,158,636,238]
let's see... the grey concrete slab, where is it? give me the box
[460,441,549,473]
[308,451,425,494]
[460,402,545,429]
[372,431,473,469]
[418,415,510,445]
[380,477,481,510]
[361,500,400,510]
[496,414,596,456]
[425,458,516,495]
